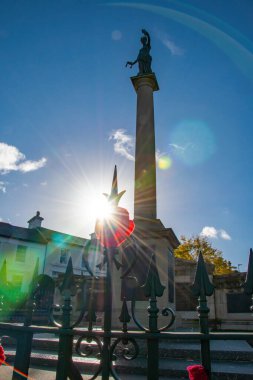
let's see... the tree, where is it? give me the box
[174,235,236,275]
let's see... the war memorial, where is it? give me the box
[0,30,252,380]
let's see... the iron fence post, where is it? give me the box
[192,253,215,380]
[55,257,76,380]
[144,254,165,380]
[198,295,211,377]
[244,248,253,311]
[101,248,112,380]
[12,260,37,380]
[23,298,36,327]
[56,298,73,380]
[12,331,33,380]
[147,296,159,380]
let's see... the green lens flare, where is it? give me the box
[170,120,216,166]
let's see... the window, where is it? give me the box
[60,249,69,264]
[16,245,27,262]
[227,293,252,313]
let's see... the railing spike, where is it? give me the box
[192,252,214,298]
[244,248,253,295]
[119,297,131,325]
[60,257,77,298]
[192,252,213,377]
[143,254,165,298]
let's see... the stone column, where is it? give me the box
[110,73,179,329]
[131,74,159,221]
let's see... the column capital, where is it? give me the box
[131,73,159,93]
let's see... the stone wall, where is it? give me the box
[174,257,215,329]
[174,258,253,331]
[213,272,252,331]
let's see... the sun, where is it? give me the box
[86,194,113,221]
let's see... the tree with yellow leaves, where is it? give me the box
[174,235,236,275]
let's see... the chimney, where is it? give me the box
[90,232,96,240]
[27,211,44,229]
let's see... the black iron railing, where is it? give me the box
[0,248,253,380]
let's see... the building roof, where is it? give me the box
[0,222,87,247]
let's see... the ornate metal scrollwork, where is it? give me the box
[75,334,103,380]
[50,302,87,329]
[49,304,62,327]
[76,334,102,358]
[131,298,148,332]
[111,337,139,361]
[131,300,175,333]
[159,307,176,332]
[109,337,140,380]
[129,254,176,333]
[49,257,88,329]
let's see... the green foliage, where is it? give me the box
[174,235,236,275]
[0,282,28,309]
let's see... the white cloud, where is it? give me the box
[110,130,171,168]
[109,129,135,161]
[220,229,232,240]
[156,30,184,56]
[0,181,6,193]
[200,226,231,240]
[201,226,218,239]
[40,181,47,186]
[18,158,47,173]
[0,142,24,173]
[156,149,165,161]
[0,142,47,174]
[169,142,195,152]
[169,143,186,151]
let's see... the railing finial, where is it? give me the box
[143,254,165,298]
[192,252,214,298]
[119,297,131,330]
[60,256,77,298]
[244,248,253,295]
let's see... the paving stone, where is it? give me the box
[2,337,253,379]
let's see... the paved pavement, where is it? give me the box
[159,339,253,352]
[0,365,154,380]
[0,364,185,380]
[1,340,252,379]
[0,365,57,380]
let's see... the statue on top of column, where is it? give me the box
[126,29,152,75]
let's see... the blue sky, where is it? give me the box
[0,0,252,270]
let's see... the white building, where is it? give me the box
[0,211,105,294]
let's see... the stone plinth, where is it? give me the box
[111,219,179,329]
